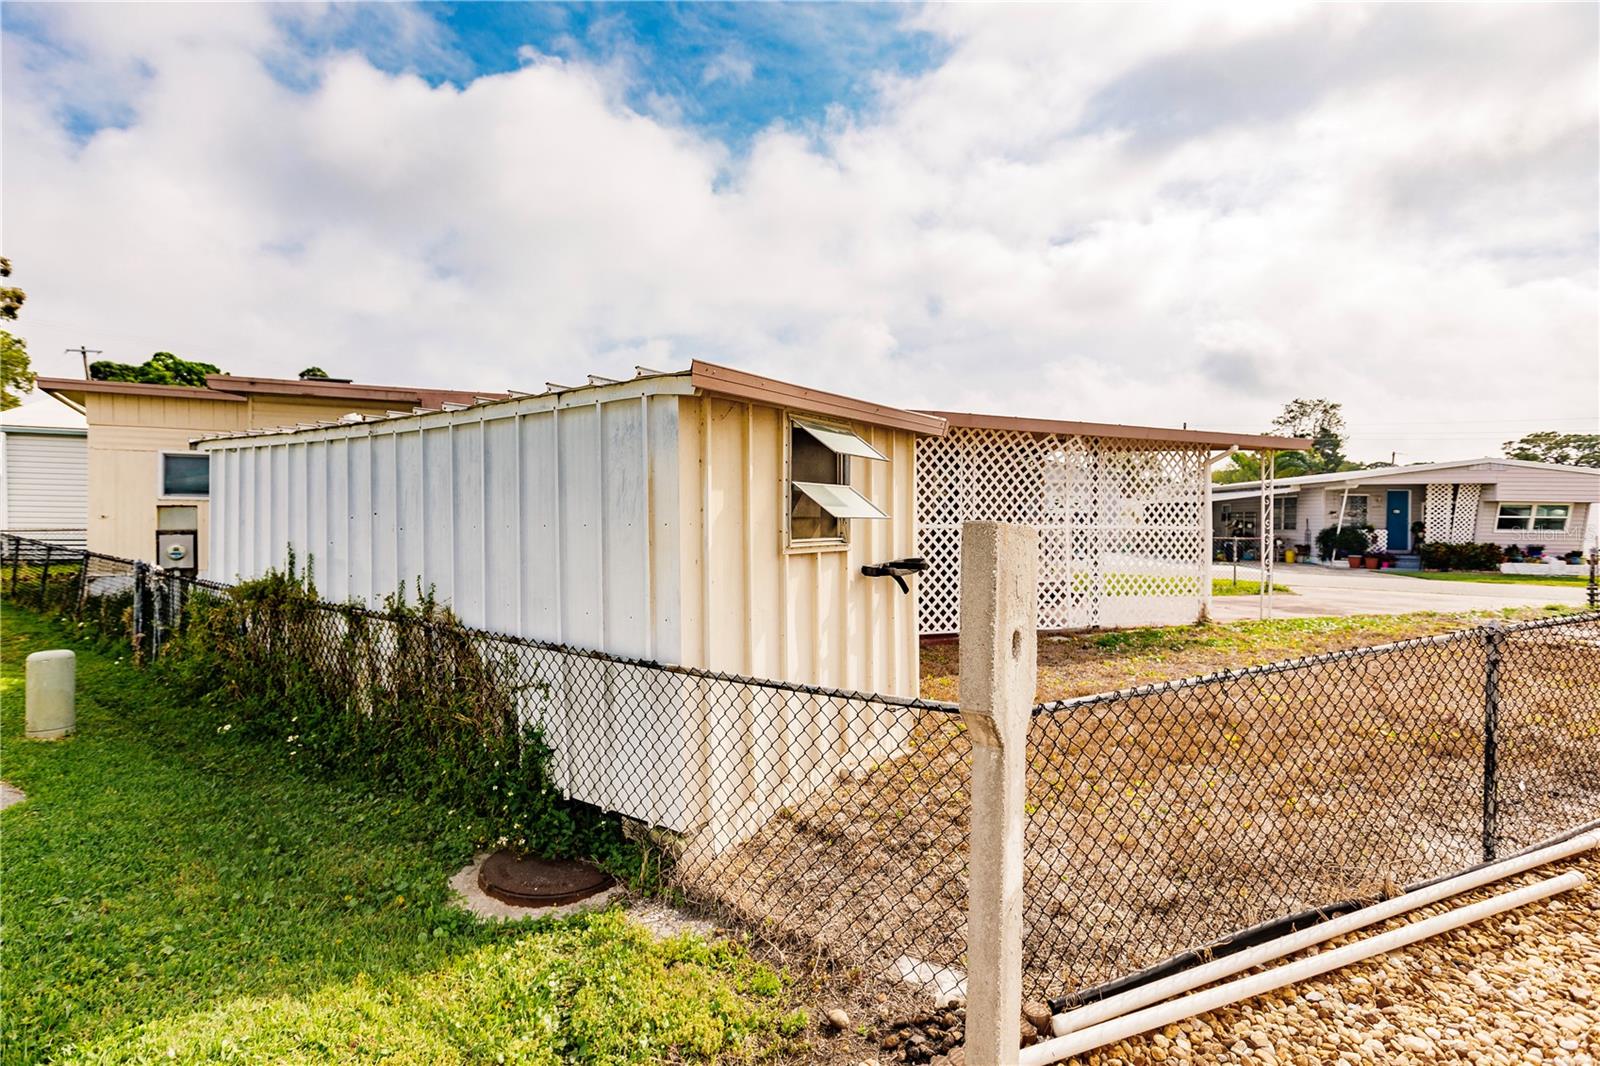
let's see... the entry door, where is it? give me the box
[1386,490,1410,551]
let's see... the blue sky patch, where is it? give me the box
[350,2,945,146]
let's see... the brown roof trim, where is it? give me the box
[203,374,508,406]
[690,360,948,436]
[38,377,248,402]
[923,410,1311,451]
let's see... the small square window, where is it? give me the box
[786,416,888,548]
[1533,504,1570,532]
[1496,504,1533,531]
[162,453,210,497]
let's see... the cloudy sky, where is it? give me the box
[4,2,1596,461]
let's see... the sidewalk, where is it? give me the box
[1210,565,1589,621]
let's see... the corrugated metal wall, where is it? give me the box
[207,380,688,662]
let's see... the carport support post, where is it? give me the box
[959,520,1038,1066]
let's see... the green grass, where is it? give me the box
[1403,570,1593,588]
[0,606,796,1065]
[1211,578,1293,597]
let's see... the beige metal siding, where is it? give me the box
[1474,500,1594,550]
[676,394,919,698]
[2,431,88,541]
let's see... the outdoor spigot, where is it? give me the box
[861,557,928,594]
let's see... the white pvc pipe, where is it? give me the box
[1051,829,1600,1038]
[1019,870,1586,1066]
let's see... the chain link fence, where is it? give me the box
[5,533,1598,1014]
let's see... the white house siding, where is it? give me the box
[1,430,88,546]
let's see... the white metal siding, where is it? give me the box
[206,394,684,662]
[2,431,88,544]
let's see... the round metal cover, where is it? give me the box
[477,850,615,907]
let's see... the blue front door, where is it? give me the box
[1386,490,1410,551]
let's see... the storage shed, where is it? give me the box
[200,362,940,698]
[1,392,88,547]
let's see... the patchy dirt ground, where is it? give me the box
[678,608,1599,1015]
[920,607,1579,704]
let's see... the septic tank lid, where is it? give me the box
[477,850,615,907]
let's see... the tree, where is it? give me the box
[90,351,221,388]
[1503,432,1600,468]
[0,256,33,410]
[298,367,330,380]
[1213,398,1357,483]
[1271,398,1348,472]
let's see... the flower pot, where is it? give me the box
[1348,556,1364,568]
[1363,556,1380,569]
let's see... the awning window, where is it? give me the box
[792,481,889,520]
[792,418,887,462]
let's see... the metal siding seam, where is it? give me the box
[515,413,525,638]
[595,400,606,650]
[743,404,755,674]
[481,418,489,624]
[700,398,712,669]
[640,395,654,660]
[552,405,563,644]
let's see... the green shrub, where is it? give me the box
[1316,525,1372,558]
[159,555,640,878]
[1419,542,1504,571]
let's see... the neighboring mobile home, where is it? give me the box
[38,374,504,572]
[1213,458,1600,562]
[0,391,88,547]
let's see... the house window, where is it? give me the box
[1275,497,1298,532]
[1334,494,1368,526]
[161,453,210,497]
[1496,503,1571,532]
[786,416,888,548]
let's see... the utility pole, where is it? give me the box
[64,346,102,379]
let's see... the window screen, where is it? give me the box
[162,453,210,497]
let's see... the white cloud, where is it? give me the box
[3,3,1595,461]
[701,50,754,87]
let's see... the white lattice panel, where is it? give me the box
[1424,484,1455,543]
[1422,483,1479,545]
[915,428,1209,634]
[1452,484,1481,542]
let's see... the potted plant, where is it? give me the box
[1563,550,1584,565]
[1525,544,1545,561]
[1503,544,1524,562]
[1410,520,1426,548]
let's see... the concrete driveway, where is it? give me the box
[1210,564,1591,620]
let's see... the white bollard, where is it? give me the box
[959,520,1038,1066]
[25,649,76,740]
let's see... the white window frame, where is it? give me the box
[782,414,887,553]
[1335,493,1369,527]
[1496,502,1571,533]
[158,450,211,499]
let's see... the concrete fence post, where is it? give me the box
[26,650,76,740]
[959,520,1038,1066]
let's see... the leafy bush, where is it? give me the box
[1316,525,1372,558]
[1419,542,1504,571]
[160,555,640,877]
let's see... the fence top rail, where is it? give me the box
[1032,609,1600,714]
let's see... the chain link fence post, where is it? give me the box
[1481,622,1504,863]
[132,561,150,662]
[959,520,1039,1066]
[1587,548,1598,610]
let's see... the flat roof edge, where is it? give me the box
[923,410,1310,450]
[691,361,947,436]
